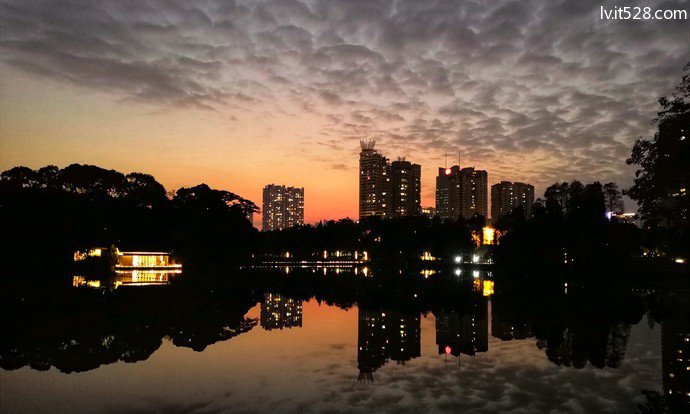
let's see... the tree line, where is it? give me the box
[0,164,258,278]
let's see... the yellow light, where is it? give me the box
[421,251,436,261]
[420,269,436,278]
[482,227,495,245]
[88,248,102,257]
[473,279,481,292]
[482,280,495,297]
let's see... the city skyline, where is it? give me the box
[2,1,687,224]
[1,2,688,413]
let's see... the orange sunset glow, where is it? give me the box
[2,0,686,225]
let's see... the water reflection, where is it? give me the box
[436,297,489,358]
[261,293,303,330]
[662,294,690,410]
[2,266,689,413]
[357,308,421,382]
[73,269,182,289]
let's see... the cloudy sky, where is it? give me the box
[1,0,688,222]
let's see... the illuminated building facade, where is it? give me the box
[359,140,421,219]
[390,158,421,217]
[74,247,181,269]
[459,167,488,220]
[491,181,535,220]
[357,308,421,382]
[359,139,391,219]
[436,165,459,220]
[436,166,488,220]
[421,206,436,217]
[284,186,304,228]
[262,184,304,231]
[260,293,303,330]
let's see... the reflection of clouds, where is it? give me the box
[209,318,661,414]
[14,303,660,414]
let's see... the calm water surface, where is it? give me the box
[0,268,687,414]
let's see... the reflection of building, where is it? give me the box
[492,313,533,341]
[262,184,304,231]
[357,308,421,382]
[260,293,303,330]
[436,166,488,220]
[359,139,391,219]
[436,298,489,357]
[662,297,690,411]
[390,158,421,217]
[491,181,534,220]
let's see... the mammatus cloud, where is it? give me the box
[1,0,688,195]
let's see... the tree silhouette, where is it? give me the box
[626,63,690,257]
[603,182,625,214]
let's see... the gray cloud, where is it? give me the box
[0,0,687,195]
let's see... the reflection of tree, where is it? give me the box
[492,270,647,370]
[535,323,631,369]
[0,284,257,373]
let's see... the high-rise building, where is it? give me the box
[436,166,460,220]
[359,140,421,220]
[436,166,488,220]
[491,181,534,220]
[390,158,421,217]
[262,184,304,231]
[284,186,304,228]
[460,167,488,220]
[359,139,391,219]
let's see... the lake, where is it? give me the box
[1,267,688,413]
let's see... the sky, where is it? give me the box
[0,0,688,224]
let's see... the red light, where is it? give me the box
[444,346,451,354]
[445,168,451,175]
